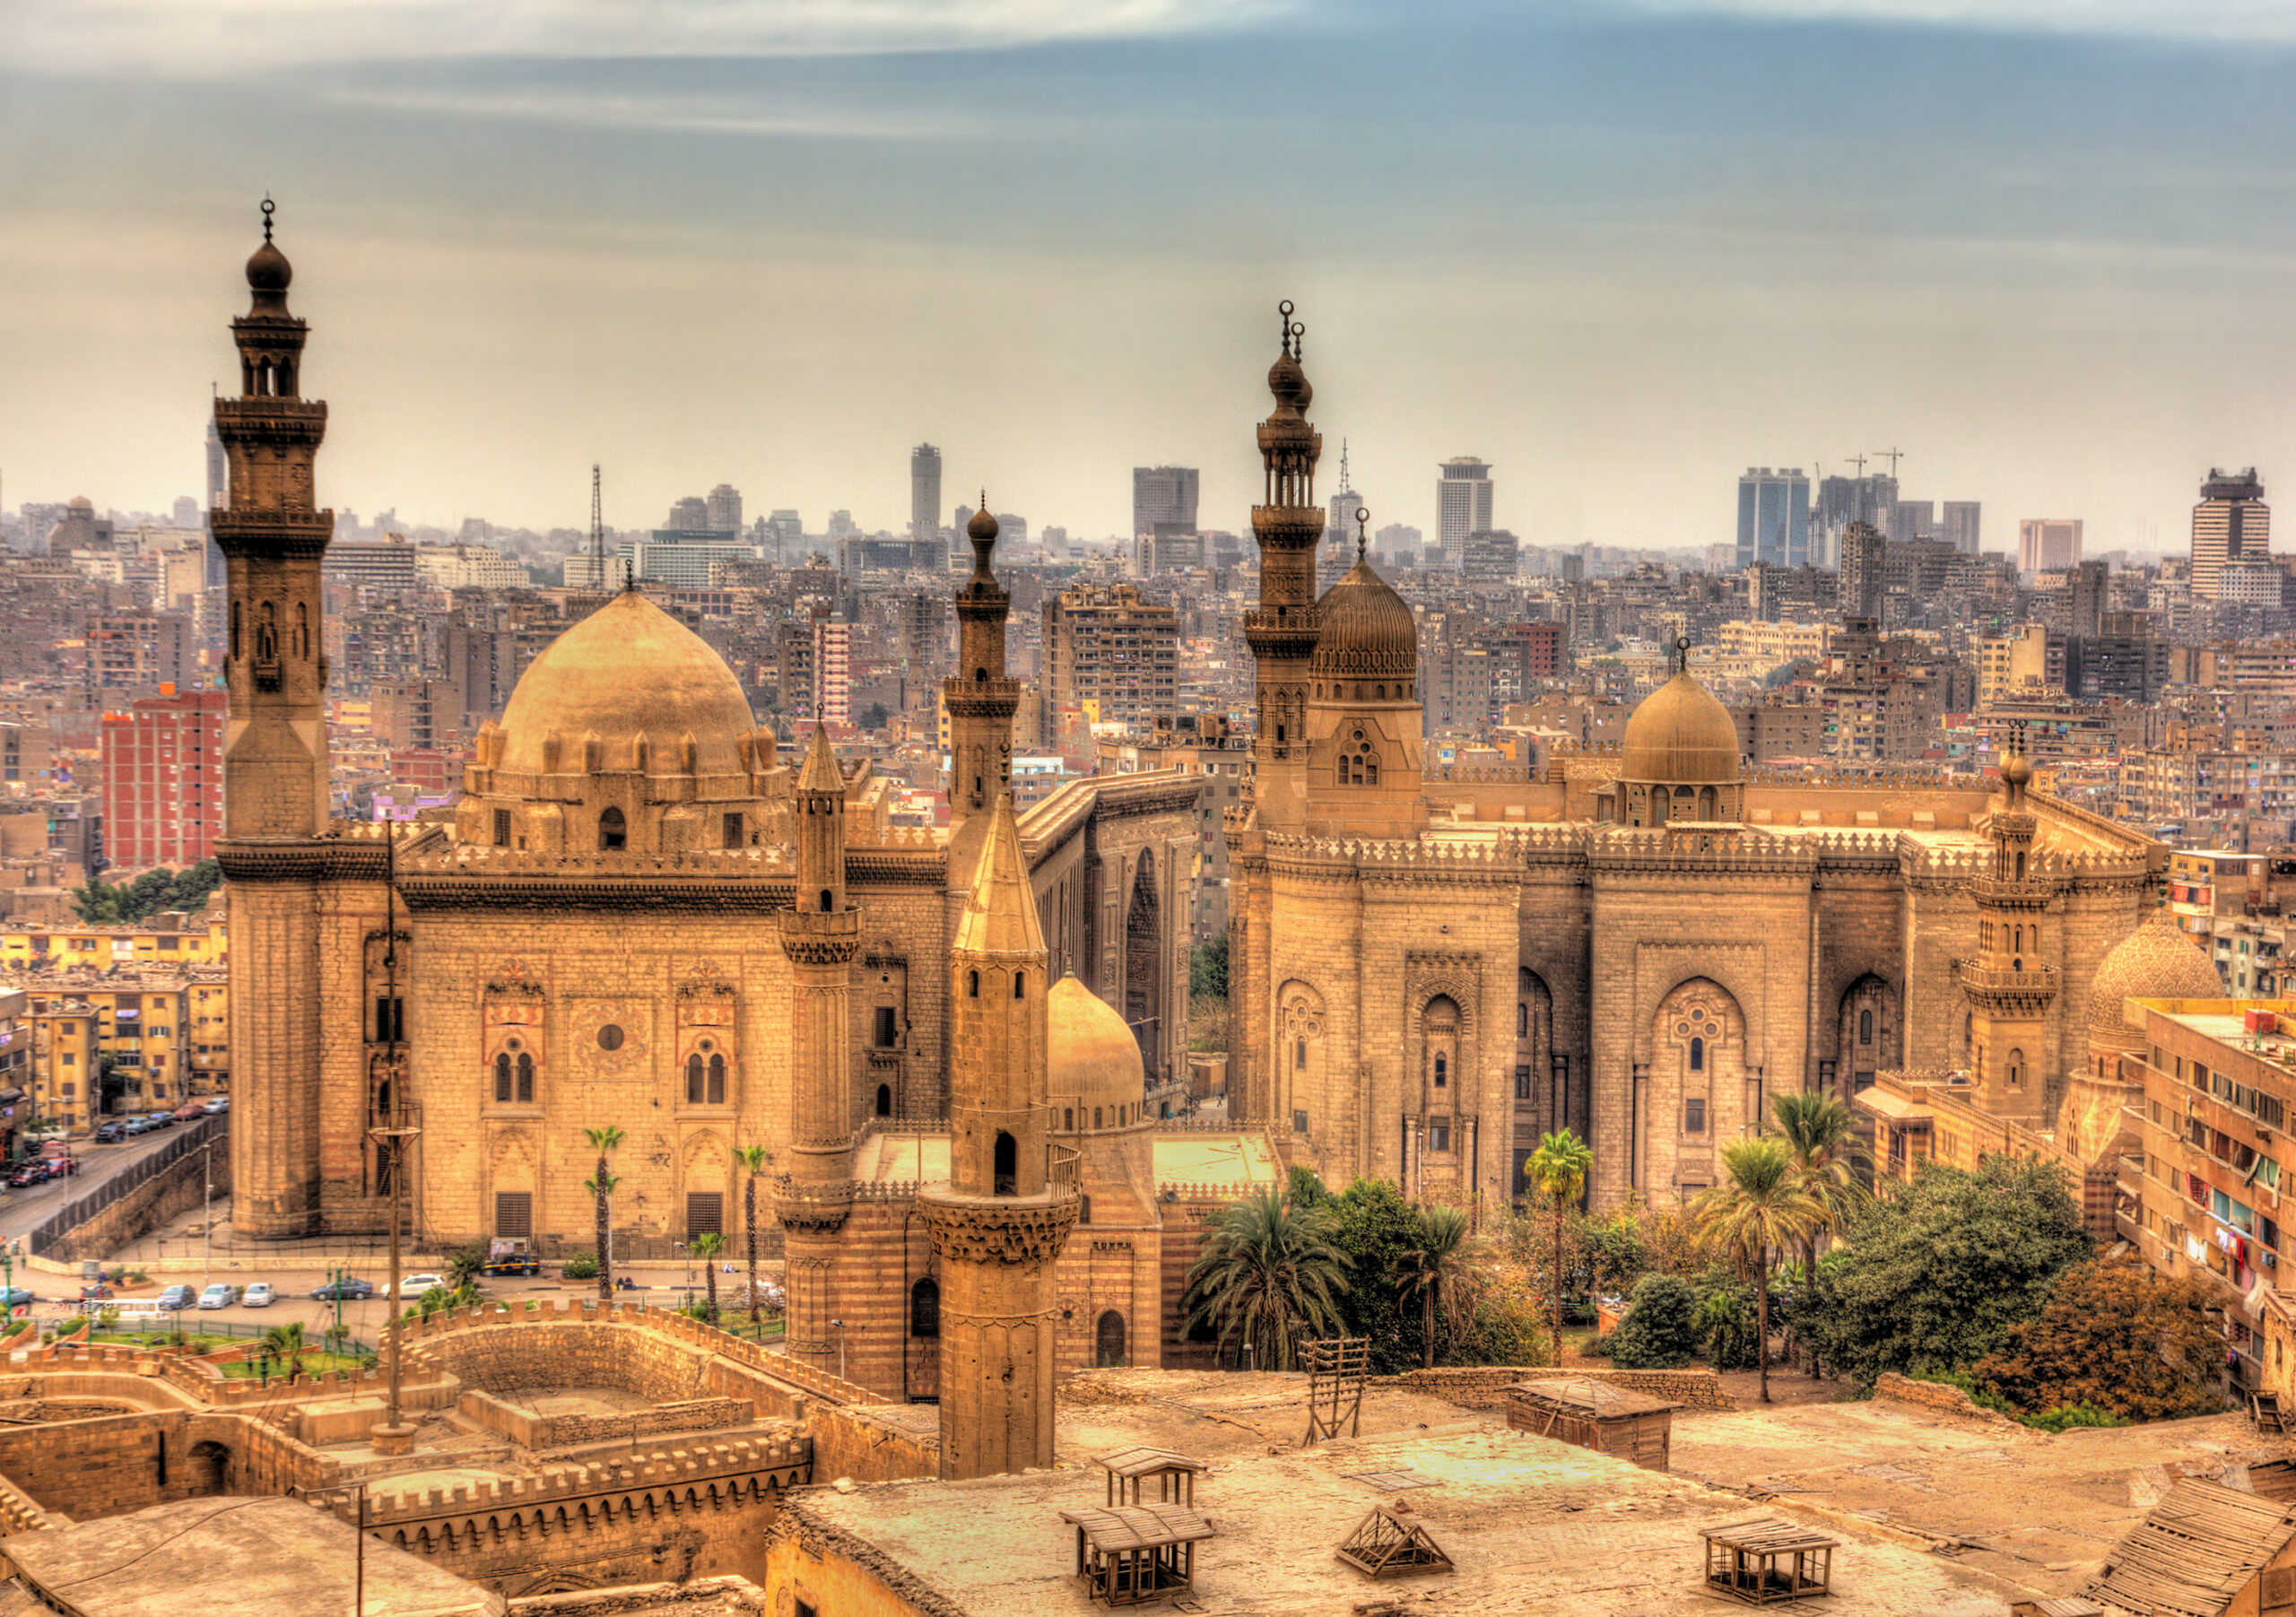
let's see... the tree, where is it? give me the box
[1807,1155,2089,1386]
[737,1143,771,1331]
[262,1320,307,1380]
[583,1125,625,1300]
[1692,1136,1821,1403]
[1395,1203,1478,1370]
[1322,1177,1425,1374]
[1189,935,1230,1000]
[74,858,223,924]
[1769,1090,1870,1377]
[1609,1273,1702,1369]
[1183,1185,1350,1371]
[691,1231,726,1325]
[1529,1130,1593,1355]
[1973,1260,2228,1421]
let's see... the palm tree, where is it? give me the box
[1182,1186,1350,1371]
[1692,1136,1822,1404]
[1528,1129,1593,1356]
[690,1231,726,1325]
[261,1320,306,1381]
[1396,1203,1479,1370]
[1768,1091,1869,1378]
[583,1125,625,1300]
[737,1143,771,1333]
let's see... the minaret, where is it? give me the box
[1244,301,1325,832]
[1962,737,2057,1124]
[777,720,862,1376]
[919,795,1078,1479]
[214,201,333,1239]
[944,499,1018,851]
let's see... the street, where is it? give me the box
[0,1126,202,1246]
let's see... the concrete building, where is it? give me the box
[1041,583,1179,737]
[1435,457,1493,569]
[1839,521,1884,619]
[1735,467,1811,570]
[1979,623,2066,709]
[908,441,944,556]
[98,690,226,873]
[1131,465,1198,540]
[1459,527,1520,585]
[1939,500,1982,556]
[2193,467,2270,601]
[704,483,742,534]
[2019,518,2083,576]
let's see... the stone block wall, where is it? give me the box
[1508,1366,1735,1411]
[47,1122,232,1264]
[1872,1371,2014,1424]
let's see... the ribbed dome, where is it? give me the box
[1621,669,1741,786]
[1309,559,1416,681]
[2087,908,2223,1050]
[494,590,757,777]
[1048,973,1144,1126]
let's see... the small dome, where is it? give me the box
[1268,351,1310,412]
[2087,908,2223,1050]
[967,505,999,543]
[1048,973,1144,1127]
[1310,557,1416,681]
[246,239,291,294]
[1620,667,1741,786]
[67,496,92,515]
[492,591,757,779]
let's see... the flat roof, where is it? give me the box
[857,1131,1281,1189]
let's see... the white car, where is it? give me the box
[240,1282,274,1308]
[392,1273,447,1299]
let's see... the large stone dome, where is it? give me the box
[2087,908,2223,1050]
[1621,667,1741,786]
[1310,559,1416,681]
[1048,972,1144,1133]
[494,590,757,777]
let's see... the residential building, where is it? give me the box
[1458,528,1519,585]
[1979,624,2066,709]
[705,484,743,534]
[813,616,854,729]
[1436,457,1493,569]
[1131,465,1199,539]
[370,677,465,752]
[1839,522,1884,619]
[1042,583,1179,736]
[98,689,227,872]
[1938,500,1982,556]
[2019,518,2083,576]
[1735,467,1811,570]
[322,535,422,594]
[29,998,94,1135]
[2193,468,2270,601]
[86,613,195,690]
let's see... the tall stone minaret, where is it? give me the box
[943,499,1017,860]
[1242,301,1325,833]
[215,201,334,1239]
[920,795,1077,1479]
[1963,738,2056,1125]
[778,721,861,1376]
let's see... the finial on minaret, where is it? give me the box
[1674,634,1692,674]
[261,196,274,243]
[1355,506,1370,563]
[622,557,636,593]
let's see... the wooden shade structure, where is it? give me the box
[1334,1506,1455,1581]
[1061,1503,1216,1607]
[1507,1378,1682,1471]
[1700,1517,1836,1604]
[1092,1447,1208,1510]
[1302,1337,1369,1446]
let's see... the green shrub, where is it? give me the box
[1579,1330,1615,1359]
[562,1251,599,1281]
[1610,1273,1704,1369]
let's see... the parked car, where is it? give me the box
[42,1154,76,1178]
[390,1273,446,1300]
[196,1284,236,1310]
[144,1112,174,1129]
[93,1122,126,1144]
[156,1284,198,1311]
[203,1098,229,1115]
[483,1239,541,1278]
[0,1288,36,1312]
[309,1277,373,1301]
[6,1162,49,1189]
[172,1100,207,1122]
[121,1117,152,1136]
[240,1282,274,1308]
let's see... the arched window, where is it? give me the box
[1858,1010,1873,1045]
[1095,1309,1127,1369]
[1093,1107,1103,1129]
[230,601,240,661]
[1433,1055,1447,1089]
[1651,792,1669,826]
[819,889,834,914]
[493,1053,511,1103]
[598,807,626,850]
[1296,1039,1307,1070]
[1064,1108,1074,1131]
[1014,971,1026,999]
[1690,1035,1705,1072]
[1699,787,1716,820]
[1366,757,1379,786]
[1080,1195,1091,1224]
[2014,850,2026,881]
[1518,1002,1528,1038]
[294,602,309,659]
[686,1054,706,1105]
[968,970,979,999]
[909,1277,939,1338]
[2006,1048,2026,1089]
[993,1131,1017,1195]
[516,1052,534,1103]
[974,666,987,683]
[707,1053,726,1105]
[875,1083,892,1117]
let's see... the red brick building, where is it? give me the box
[98,689,226,873]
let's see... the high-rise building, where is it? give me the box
[704,483,742,534]
[1839,522,1884,619]
[2068,559,2108,639]
[766,510,802,562]
[666,495,709,531]
[1885,499,1935,543]
[1042,584,1179,737]
[1132,465,1199,539]
[1459,528,1520,585]
[100,690,227,873]
[1813,472,1897,569]
[911,443,943,551]
[2019,518,2083,576]
[1436,458,1493,569]
[2192,467,2270,600]
[1735,468,1811,569]
[1939,501,1982,556]
[813,616,854,729]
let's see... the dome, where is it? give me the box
[967,505,999,543]
[1048,972,1144,1127]
[1620,667,1741,786]
[67,497,92,515]
[2087,908,2223,1050]
[246,239,291,294]
[1309,558,1416,681]
[493,590,758,778]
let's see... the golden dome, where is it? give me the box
[494,590,756,778]
[1048,972,1144,1125]
[1620,666,1741,786]
[1310,559,1416,681]
[2087,908,2223,1050]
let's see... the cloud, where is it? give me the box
[0,0,1287,74]
[1620,0,2296,44]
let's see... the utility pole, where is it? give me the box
[368,817,420,1455]
[200,1136,212,1291]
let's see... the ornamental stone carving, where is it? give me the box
[918,1195,1079,1266]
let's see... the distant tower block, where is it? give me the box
[919,795,1080,1480]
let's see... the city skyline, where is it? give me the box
[7,4,2296,552]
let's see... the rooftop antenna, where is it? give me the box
[589,463,604,591]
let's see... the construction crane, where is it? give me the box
[1873,447,1905,477]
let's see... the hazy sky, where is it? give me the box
[4,0,2296,554]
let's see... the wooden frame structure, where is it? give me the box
[2255,1389,2288,1436]
[1301,1336,1369,1446]
[1061,1504,1216,1607]
[1334,1506,1455,1581]
[1506,1378,1682,1470]
[1092,1447,1207,1510]
[1700,1518,1836,1605]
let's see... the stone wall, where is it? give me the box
[46,1123,232,1264]
[457,1388,751,1451]
[1509,1367,1735,1411]
[1872,1371,2014,1424]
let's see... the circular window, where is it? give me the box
[1352,730,1364,742]
[506,1037,520,1051]
[1676,1021,1691,1035]
[596,1024,625,1052]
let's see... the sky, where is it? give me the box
[4,0,2296,555]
